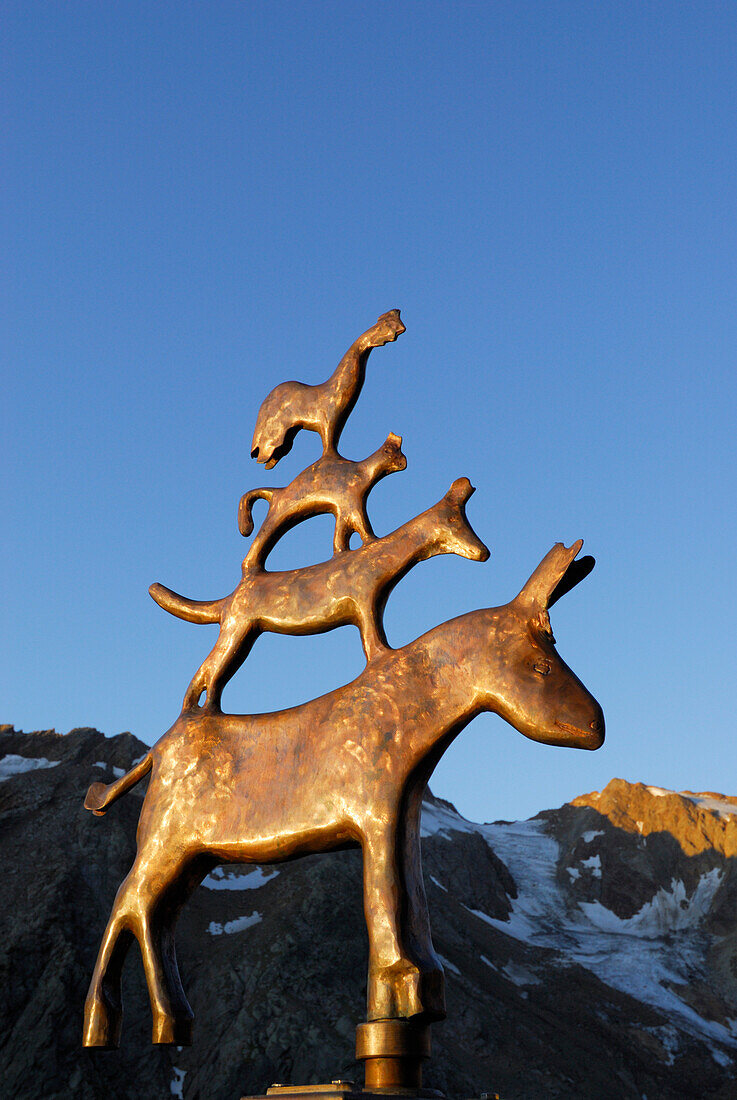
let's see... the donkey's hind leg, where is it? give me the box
[83,852,200,1048]
[140,884,200,1045]
[139,916,194,1045]
[83,885,136,1047]
[132,853,204,1045]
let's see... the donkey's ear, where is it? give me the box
[517,540,594,610]
[548,552,595,607]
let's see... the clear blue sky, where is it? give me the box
[3,2,736,822]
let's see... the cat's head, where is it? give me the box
[379,432,407,473]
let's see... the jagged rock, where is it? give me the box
[2,728,737,1098]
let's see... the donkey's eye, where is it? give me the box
[533,660,552,676]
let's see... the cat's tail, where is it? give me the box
[149,583,225,624]
[84,753,153,817]
[238,487,275,537]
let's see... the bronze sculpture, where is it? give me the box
[150,476,489,711]
[250,309,405,468]
[237,432,406,562]
[83,311,604,1094]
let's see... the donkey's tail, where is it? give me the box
[84,753,153,817]
[149,582,225,624]
[238,487,275,537]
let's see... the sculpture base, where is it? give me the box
[356,1020,431,1091]
[242,1084,443,1100]
[242,1019,439,1100]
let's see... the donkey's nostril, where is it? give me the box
[590,719,602,732]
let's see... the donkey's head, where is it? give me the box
[478,540,604,750]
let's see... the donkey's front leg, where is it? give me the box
[362,823,444,1021]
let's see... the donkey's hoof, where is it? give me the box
[369,962,446,1023]
[152,1013,193,1046]
[412,965,446,1021]
[83,996,122,1048]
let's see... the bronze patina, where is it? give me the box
[250,309,405,469]
[150,475,488,711]
[237,432,407,561]
[82,311,604,1093]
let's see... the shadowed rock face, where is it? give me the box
[3,725,737,1099]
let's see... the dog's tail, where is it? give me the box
[238,487,275,537]
[84,754,153,817]
[149,582,225,624]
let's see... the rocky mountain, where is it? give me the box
[2,723,736,1099]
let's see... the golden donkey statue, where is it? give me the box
[84,540,603,1052]
[83,311,604,1092]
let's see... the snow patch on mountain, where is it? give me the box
[92,761,125,778]
[645,786,737,819]
[203,866,279,891]
[170,1066,186,1098]
[0,754,60,782]
[644,1024,680,1066]
[437,953,461,976]
[503,961,541,987]
[420,800,479,839]
[468,819,559,944]
[458,811,737,1058]
[684,794,737,818]
[579,854,601,876]
[580,871,723,938]
[208,911,262,936]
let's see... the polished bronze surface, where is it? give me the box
[356,1020,430,1090]
[251,309,405,468]
[83,311,604,1089]
[238,432,406,564]
[150,475,488,711]
[84,539,602,1046]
